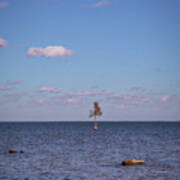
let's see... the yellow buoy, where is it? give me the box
[94,125,98,131]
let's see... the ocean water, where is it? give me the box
[0,122,180,180]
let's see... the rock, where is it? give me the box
[19,150,24,153]
[122,159,144,166]
[8,150,24,154]
[8,150,17,154]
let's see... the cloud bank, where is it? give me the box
[27,46,73,58]
[0,38,8,48]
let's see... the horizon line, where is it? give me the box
[0,120,180,123]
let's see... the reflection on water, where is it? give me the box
[0,122,180,180]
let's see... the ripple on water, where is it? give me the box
[0,122,180,180]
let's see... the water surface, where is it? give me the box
[0,122,180,180]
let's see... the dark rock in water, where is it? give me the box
[19,150,24,153]
[8,150,17,154]
[122,159,144,166]
[8,150,24,154]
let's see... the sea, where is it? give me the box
[0,122,180,180]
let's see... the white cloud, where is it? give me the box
[38,86,61,93]
[0,85,12,91]
[160,96,170,102]
[160,95,177,103]
[65,98,79,104]
[107,93,152,106]
[27,46,73,58]
[0,38,8,48]
[3,92,26,97]
[34,99,46,104]
[92,1,109,8]
[69,90,111,97]
[7,80,22,85]
[130,86,145,92]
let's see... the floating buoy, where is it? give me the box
[122,159,144,166]
[93,125,98,131]
[20,150,24,153]
[8,150,17,154]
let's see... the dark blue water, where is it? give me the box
[0,122,180,180]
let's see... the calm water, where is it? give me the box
[0,122,180,180]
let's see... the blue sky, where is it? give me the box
[0,0,179,121]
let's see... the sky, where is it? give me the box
[0,0,179,121]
